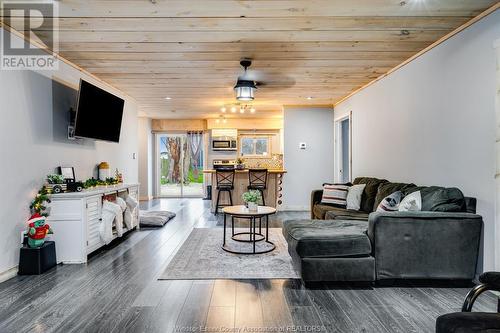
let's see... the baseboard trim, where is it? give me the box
[0,266,18,283]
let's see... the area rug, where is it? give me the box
[159,228,300,280]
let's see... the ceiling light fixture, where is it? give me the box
[234,80,257,101]
[306,96,313,100]
[222,104,256,114]
[165,97,172,100]
[216,115,227,124]
[234,60,257,101]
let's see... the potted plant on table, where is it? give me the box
[242,190,261,212]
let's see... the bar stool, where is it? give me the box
[215,169,235,215]
[247,169,268,206]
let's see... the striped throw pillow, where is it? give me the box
[321,184,349,207]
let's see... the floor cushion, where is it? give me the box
[283,219,371,258]
[139,210,176,227]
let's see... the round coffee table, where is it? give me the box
[222,205,277,255]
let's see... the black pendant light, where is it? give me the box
[234,60,257,101]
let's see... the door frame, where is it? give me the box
[154,132,204,198]
[334,111,352,183]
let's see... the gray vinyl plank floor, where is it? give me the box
[0,198,497,333]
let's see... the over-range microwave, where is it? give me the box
[212,139,237,151]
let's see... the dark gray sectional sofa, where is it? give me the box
[283,177,483,283]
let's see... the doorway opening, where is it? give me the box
[156,132,204,197]
[335,113,352,184]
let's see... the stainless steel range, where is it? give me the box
[213,159,236,170]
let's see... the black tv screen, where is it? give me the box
[74,80,125,142]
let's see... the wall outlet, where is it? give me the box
[299,142,307,149]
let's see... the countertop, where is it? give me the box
[49,183,140,199]
[203,169,286,174]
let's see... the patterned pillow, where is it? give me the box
[399,191,422,211]
[321,184,349,207]
[376,191,403,212]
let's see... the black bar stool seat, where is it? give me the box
[215,169,235,215]
[247,168,268,206]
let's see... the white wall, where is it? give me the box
[495,38,500,271]
[282,106,334,210]
[0,28,139,278]
[335,10,500,272]
[138,117,153,200]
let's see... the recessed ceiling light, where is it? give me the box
[220,106,226,113]
[165,97,172,100]
[250,107,256,113]
[306,96,313,100]
[231,106,237,113]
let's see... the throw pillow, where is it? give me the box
[399,191,422,211]
[352,177,388,213]
[346,184,366,210]
[321,184,349,207]
[376,191,403,212]
[404,186,466,212]
[373,182,417,211]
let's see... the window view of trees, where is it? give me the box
[160,133,204,187]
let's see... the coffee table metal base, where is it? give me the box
[222,211,276,255]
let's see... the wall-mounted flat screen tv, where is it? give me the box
[74,79,125,143]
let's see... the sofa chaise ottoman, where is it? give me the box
[283,219,375,282]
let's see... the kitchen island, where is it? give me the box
[203,169,286,213]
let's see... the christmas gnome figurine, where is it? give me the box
[27,213,53,248]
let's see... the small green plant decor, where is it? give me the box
[242,190,261,211]
[47,174,64,184]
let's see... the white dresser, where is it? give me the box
[47,184,139,264]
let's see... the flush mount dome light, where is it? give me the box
[234,59,257,101]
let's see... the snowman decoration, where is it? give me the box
[27,213,53,248]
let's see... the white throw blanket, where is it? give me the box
[108,200,124,237]
[116,196,127,212]
[100,200,116,244]
[124,194,139,229]
[100,199,125,244]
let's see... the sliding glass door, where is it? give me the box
[157,132,204,197]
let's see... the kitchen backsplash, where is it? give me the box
[242,154,283,169]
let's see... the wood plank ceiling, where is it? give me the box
[3,0,499,119]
